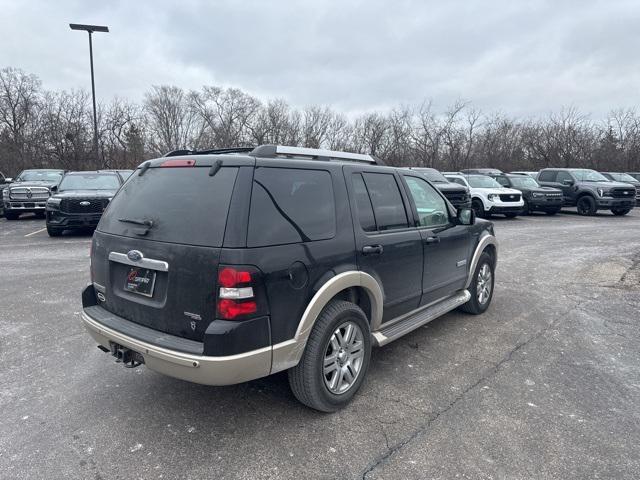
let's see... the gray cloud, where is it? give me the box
[1,0,639,118]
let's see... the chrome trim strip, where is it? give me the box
[464,234,498,289]
[108,252,169,272]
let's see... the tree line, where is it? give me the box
[2,66,640,176]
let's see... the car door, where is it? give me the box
[553,171,577,204]
[345,167,423,323]
[400,173,472,305]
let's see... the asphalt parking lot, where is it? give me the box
[1,210,639,479]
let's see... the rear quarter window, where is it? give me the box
[247,167,336,247]
[98,166,238,247]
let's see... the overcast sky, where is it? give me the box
[2,0,639,118]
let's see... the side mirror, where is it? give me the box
[562,179,574,186]
[457,207,475,225]
[50,185,58,193]
[4,178,12,183]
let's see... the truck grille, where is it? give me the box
[9,186,50,201]
[60,198,109,214]
[610,187,636,198]
[499,193,521,202]
[443,191,469,204]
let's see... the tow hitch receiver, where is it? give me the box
[109,342,144,368]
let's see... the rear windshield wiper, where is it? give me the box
[118,218,154,228]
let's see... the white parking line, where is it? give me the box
[24,227,47,237]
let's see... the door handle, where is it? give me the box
[362,245,384,255]
[424,236,440,245]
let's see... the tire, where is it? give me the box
[459,252,495,315]
[545,209,560,215]
[4,211,19,220]
[504,212,518,218]
[576,196,596,216]
[471,199,485,219]
[46,225,63,237]
[288,299,371,412]
[35,211,46,219]
[611,208,631,216]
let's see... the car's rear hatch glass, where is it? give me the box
[98,166,239,246]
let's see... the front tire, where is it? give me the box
[472,199,485,219]
[288,300,371,412]
[577,196,597,216]
[611,208,631,216]
[46,225,63,237]
[459,252,495,315]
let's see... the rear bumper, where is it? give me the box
[82,309,272,386]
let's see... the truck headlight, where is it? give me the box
[1,189,8,199]
[46,197,61,209]
[596,188,611,197]
[531,192,543,198]
[488,194,499,201]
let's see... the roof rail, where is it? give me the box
[250,145,385,165]
[164,147,254,157]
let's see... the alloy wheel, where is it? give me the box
[323,321,365,395]
[476,263,492,305]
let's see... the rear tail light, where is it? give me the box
[216,266,265,320]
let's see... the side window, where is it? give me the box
[555,171,572,184]
[495,176,510,187]
[404,176,450,228]
[248,168,336,247]
[538,170,557,182]
[351,173,376,232]
[362,173,409,231]
[449,177,466,187]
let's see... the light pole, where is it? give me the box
[69,23,109,164]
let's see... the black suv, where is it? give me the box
[537,168,636,216]
[81,145,498,411]
[409,168,471,210]
[2,169,64,220]
[488,173,563,215]
[46,171,125,236]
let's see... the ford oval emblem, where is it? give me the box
[127,250,143,262]
[80,201,90,206]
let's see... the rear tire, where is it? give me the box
[46,225,63,237]
[4,211,19,220]
[459,252,494,315]
[611,208,631,216]
[288,300,371,412]
[577,196,597,216]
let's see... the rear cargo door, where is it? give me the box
[92,165,240,342]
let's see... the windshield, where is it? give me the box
[466,175,503,188]
[509,176,539,188]
[59,174,121,191]
[610,173,637,183]
[414,168,448,183]
[569,169,608,182]
[17,170,63,182]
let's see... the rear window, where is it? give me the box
[99,166,238,247]
[248,167,335,247]
[362,173,409,230]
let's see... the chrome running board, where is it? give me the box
[372,290,471,347]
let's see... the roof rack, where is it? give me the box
[250,145,384,165]
[164,147,254,157]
